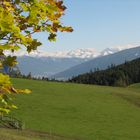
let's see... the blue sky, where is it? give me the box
[34,0,140,52]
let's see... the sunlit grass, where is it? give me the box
[5,78,140,140]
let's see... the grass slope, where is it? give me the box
[0,128,71,140]
[3,78,140,140]
[0,128,46,140]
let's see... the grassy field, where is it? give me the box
[2,78,140,140]
[0,128,72,140]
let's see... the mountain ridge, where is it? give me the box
[5,44,139,59]
[7,45,140,77]
[69,57,140,86]
[52,46,140,80]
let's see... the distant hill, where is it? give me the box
[52,46,140,80]
[16,48,117,77]
[8,45,139,77]
[69,58,140,86]
[17,56,85,77]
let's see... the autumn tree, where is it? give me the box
[0,0,73,115]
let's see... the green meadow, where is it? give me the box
[2,78,140,140]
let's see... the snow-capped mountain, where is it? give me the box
[5,43,139,59]
[5,48,99,59]
[52,46,140,80]
[4,48,116,58]
[100,43,140,56]
[100,48,119,56]
[66,48,100,58]
[4,44,140,77]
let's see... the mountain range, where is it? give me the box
[52,46,140,80]
[17,57,84,77]
[5,43,138,58]
[16,47,121,77]
[5,44,140,78]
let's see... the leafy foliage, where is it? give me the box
[0,0,73,115]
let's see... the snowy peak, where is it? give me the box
[100,48,119,56]
[66,48,99,58]
[4,44,140,59]
[5,48,100,59]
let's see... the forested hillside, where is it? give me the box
[69,58,140,86]
[53,46,140,80]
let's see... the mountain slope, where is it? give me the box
[69,58,140,86]
[12,45,140,77]
[52,46,140,80]
[16,48,117,77]
[17,56,85,77]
